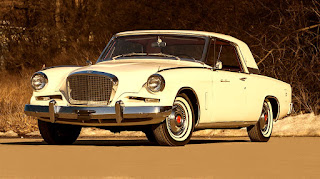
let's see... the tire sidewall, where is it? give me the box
[163,93,195,145]
[38,120,81,145]
[260,100,273,138]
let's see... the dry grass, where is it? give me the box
[0,71,38,135]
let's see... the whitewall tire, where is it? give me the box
[152,93,195,146]
[247,99,273,142]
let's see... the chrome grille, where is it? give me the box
[67,74,114,105]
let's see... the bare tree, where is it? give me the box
[0,0,319,114]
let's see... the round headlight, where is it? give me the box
[147,74,165,92]
[31,72,48,90]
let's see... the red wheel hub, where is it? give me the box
[176,115,182,124]
[264,114,268,122]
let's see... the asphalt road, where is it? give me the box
[0,137,319,178]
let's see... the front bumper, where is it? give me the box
[24,100,172,126]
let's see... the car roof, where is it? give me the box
[116,30,243,44]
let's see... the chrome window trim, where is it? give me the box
[97,34,210,63]
[206,37,246,73]
[96,36,115,63]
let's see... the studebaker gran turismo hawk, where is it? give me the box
[25,30,293,146]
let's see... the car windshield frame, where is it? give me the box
[96,34,210,64]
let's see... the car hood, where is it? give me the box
[69,59,208,93]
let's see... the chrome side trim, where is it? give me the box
[158,66,212,72]
[42,65,82,71]
[195,121,256,130]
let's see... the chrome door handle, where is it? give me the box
[240,77,247,81]
[220,79,230,82]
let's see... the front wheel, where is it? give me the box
[152,93,195,146]
[247,99,273,142]
[38,120,82,145]
[143,128,157,143]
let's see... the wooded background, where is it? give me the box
[1,0,319,114]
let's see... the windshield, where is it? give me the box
[97,35,207,62]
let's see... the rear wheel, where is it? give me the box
[152,93,195,146]
[247,99,273,142]
[38,120,82,145]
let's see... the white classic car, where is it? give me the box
[25,30,292,146]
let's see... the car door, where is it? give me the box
[207,39,249,122]
[211,70,249,122]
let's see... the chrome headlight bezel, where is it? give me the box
[146,74,165,93]
[31,72,48,91]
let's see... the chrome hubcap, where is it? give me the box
[167,103,188,136]
[260,102,270,133]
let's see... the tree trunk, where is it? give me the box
[55,0,62,29]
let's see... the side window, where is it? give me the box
[206,39,243,72]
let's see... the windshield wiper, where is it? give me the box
[112,52,181,61]
[148,53,181,60]
[112,53,147,60]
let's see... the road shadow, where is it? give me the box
[0,138,249,146]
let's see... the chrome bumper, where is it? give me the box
[24,100,172,126]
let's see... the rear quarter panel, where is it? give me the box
[246,74,292,121]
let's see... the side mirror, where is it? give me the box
[86,60,92,66]
[215,60,222,70]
